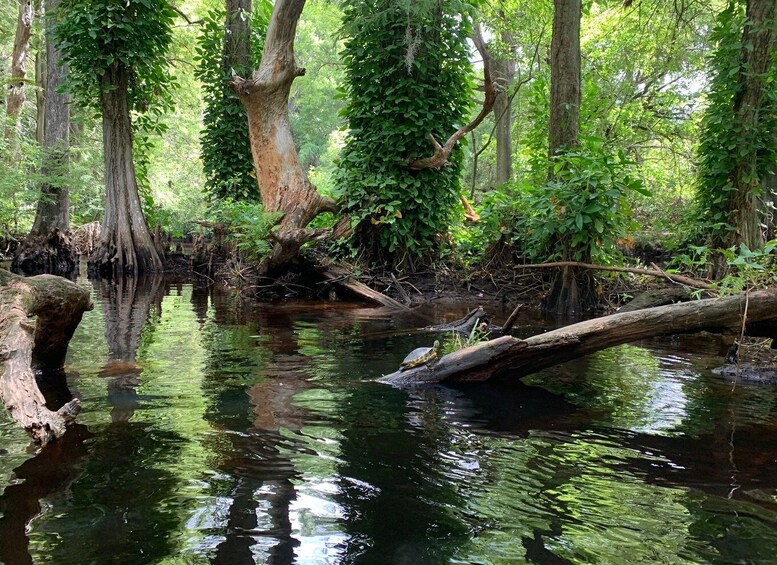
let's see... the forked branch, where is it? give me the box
[407,24,498,170]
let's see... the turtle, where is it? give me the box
[400,340,441,371]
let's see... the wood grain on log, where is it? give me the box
[0,269,92,444]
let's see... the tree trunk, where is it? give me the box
[12,0,76,277]
[31,0,70,236]
[548,0,581,158]
[231,0,335,275]
[89,63,163,277]
[381,287,777,385]
[225,0,251,74]
[493,32,515,186]
[547,0,588,317]
[4,0,34,142]
[727,0,775,252]
[0,269,92,444]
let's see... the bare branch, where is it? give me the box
[407,23,498,170]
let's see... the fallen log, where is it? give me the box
[318,263,408,310]
[424,307,488,334]
[0,269,92,444]
[380,288,777,384]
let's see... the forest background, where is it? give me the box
[0,0,775,313]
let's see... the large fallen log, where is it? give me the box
[380,288,777,384]
[0,269,92,444]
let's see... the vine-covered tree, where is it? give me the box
[696,0,776,274]
[337,0,473,265]
[195,0,271,201]
[546,0,588,316]
[56,0,176,275]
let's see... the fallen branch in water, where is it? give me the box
[381,287,777,385]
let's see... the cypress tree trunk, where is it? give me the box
[12,0,77,277]
[89,62,163,276]
[493,32,515,186]
[546,0,591,318]
[225,0,251,74]
[548,0,581,158]
[31,0,70,236]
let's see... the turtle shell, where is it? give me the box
[400,346,437,370]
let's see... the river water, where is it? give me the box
[2,277,777,564]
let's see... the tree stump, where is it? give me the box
[0,269,92,444]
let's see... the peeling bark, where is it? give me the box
[0,269,92,444]
[230,0,335,276]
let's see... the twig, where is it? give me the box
[501,303,523,334]
[513,261,714,290]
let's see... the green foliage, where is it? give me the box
[337,0,474,262]
[694,1,777,245]
[716,241,777,294]
[208,200,283,263]
[56,0,177,116]
[485,143,647,263]
[442,323,490,356]
[194,0,271,202]
[290,2,346,172]
[0,124,41,237]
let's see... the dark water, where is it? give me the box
[2,278,777,564]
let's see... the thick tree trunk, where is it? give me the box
[381,288,777,384]
[548,0,581,158]
[231,0,335,275]
[89,63,163,276]
[4,0,34,141]
[727,0,775,252]
[13,0,76,278]
[493,32,515,186]
[32,0,70,237]
[0,269,92,444]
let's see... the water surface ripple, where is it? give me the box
[1,279,777,563]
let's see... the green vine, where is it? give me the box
[336,0,474,264]
[194,0,272,202]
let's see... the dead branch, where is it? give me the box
[381,287,777,385]
[513,261,714,289]
[407,24,498,170]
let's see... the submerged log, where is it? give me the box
[381,288,777,385]
[0,269,92,444]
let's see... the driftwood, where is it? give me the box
[425,307,488,334]
[319,263,407,310]
[619,287,691,312]
[0,269,92,444]
[381,288,777,384]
